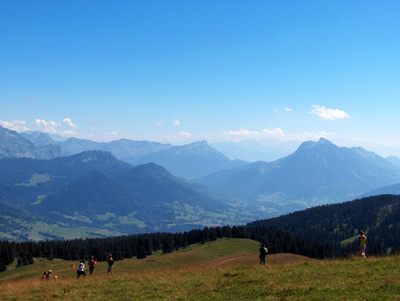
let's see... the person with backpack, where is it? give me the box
[77,259,86,278]
[107,254,114,276]
[259,243,268,266]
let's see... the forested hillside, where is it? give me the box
[0,224,333,273]
[248,194,400,254]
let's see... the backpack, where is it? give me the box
[259,247,267,257]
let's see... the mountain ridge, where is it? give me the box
[0,126,63,159]
[0,151,251,240]
[194,138,400,212]
[129,140,243,179]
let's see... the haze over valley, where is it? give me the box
[2,125,400,241]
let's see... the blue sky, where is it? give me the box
[1,1,400,157]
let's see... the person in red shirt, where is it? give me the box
[89,256,96,276]
[107,254,114,276]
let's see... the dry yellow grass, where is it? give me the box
[1,239,399,300]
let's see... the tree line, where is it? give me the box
[247,194,400,256]
[0,224,334,273]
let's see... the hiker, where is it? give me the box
[259,243,268,266]
[46,270,52,280]
[107,254,114,276]
[89,256,96,276]
[41,272,47,280]
[358,230,367,258]
[77,259,87,278]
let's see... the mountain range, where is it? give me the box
[128,141,249,179]
[0,126,62,159]
[3,125,400,241]
[0,150,254,241]
[194,138,400,213]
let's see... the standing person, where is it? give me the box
[77,259,86,278]
[46,270,52,280]
[259,243,268,266]
[88,256,96,276]
[107,254,114,276]
[358,230,367,258]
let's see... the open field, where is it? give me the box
[1,238,400,300]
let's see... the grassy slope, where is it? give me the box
[1,238,400,300]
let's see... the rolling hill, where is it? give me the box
[1,238,400,300]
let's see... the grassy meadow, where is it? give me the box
[1,238,400,300]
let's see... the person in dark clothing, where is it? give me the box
[259,243,268,266]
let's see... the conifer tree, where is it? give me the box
[136,245,147,259]
[0,258,6,273]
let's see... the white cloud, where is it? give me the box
[223,128,285,141]
[290,131,331,141]
[284,107,293,112]
[34,119,58,133]
[172,119,180,126]
[62,118,77,129]
[61,130,77,135]
[221,128,338,143]
[163,131,192,143]
[0,121,13,128]
[156,121,163,126]
[178,131,191,138]
[105,131,118,136]
[12,120,26,125]
[0,120,30,132]
[310,105,350,120]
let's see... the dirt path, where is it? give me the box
[197,253,317,268]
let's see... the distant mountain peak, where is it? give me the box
[184,140,208,148]
[0,126,19,138]
[317,137,332,144]
[296,138,336,152]
[20,131,56,146]
[71,150,117,162]
[0,125,62,159]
